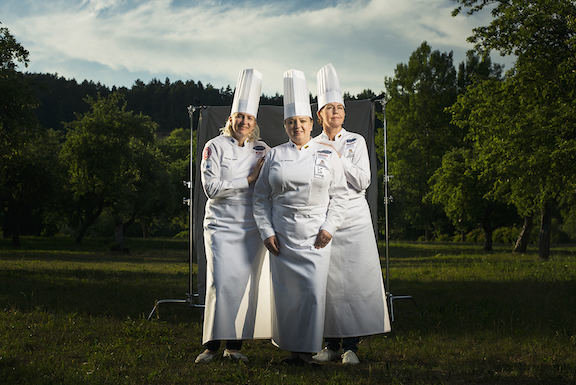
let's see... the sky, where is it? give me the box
[0,0,511,96]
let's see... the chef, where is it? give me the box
[312,63,391,365]
[253,69,348,365]
[195,68,271,364]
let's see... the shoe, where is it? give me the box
[195,349,218,364]
[223,349,248,362]
[341,350,360,365]
[313,348,340,362]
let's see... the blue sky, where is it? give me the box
[1,0,511,96]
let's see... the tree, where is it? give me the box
[427,148,516,250]
[0,23,33,140]
[452,0,576,258]
[0,24,62,246]
[158,127,192,235]
[384,42,460,239]
[428,51,506,250]
[60,93,160,244]
[457,50,503,93]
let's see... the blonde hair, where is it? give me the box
[220,113,261,142]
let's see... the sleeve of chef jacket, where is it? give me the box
[340,135,371,192]
[201,140,249,199]
[252,152,275,240]
[320,153,349,236]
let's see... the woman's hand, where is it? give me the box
[314,230,332,249]
[247,157,265,185]
[264,235,280,255]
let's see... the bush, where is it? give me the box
[466,228,485,244]
[435,233,452,242]
[452,232,466,243]
[493,226,520,245]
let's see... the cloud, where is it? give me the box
[2,0,504,95]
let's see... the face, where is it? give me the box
[318,102,345,129]
[229,112,256,142]
[284,115,313,145]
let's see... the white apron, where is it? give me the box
[314,129,391,338]
[253,140,348,352]
[201,135,272,344]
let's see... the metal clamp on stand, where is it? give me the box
[147,105,205,320]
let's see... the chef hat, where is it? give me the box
[283,69,312,119]
[231,68,262,118]
[317,63,344,111]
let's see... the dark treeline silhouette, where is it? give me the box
[26,73,283,134]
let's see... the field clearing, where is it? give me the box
[1,237,575,384]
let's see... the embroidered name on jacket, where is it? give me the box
[316,149,332,160]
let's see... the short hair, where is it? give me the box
[220,113,261,142]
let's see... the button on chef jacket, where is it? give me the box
[201,134,272,344]
[314,128,391,338]
[253,139,349,353]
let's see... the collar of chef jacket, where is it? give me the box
[319,127,347,142]
[288,139,314,151]
[227,135,252,148]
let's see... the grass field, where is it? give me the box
[1,237,575,384]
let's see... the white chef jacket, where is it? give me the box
[200,134,272,344]
[314,128,390,338]
[253,139,348,353]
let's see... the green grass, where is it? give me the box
[1,237,575,384]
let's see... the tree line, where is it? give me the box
[1,0,575,258]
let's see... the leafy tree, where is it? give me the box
[60,93,160,244]
[452,0,576,258]
[158,127,193,235]
[0,24,62,245]
[427,148,516,250]
[384,42,460,239]
[428,51,506,250]
[108,140,173,248]
[0,23,33,137]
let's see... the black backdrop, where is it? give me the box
[192,99,378,302]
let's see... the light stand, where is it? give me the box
[147,105,205,320]
[376,97,416,322]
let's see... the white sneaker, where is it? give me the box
[223,349,249,362]
[341,350,360,365]
[312,348,340,362]
[194,349,217,364]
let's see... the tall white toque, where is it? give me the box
[317,63,344,111]
[283,69,312,119]
[231,68,262,118]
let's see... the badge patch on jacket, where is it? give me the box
[344,139,356,158]
[314,157,329,178]
[253,145,265,158]
[203,147,212,160]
